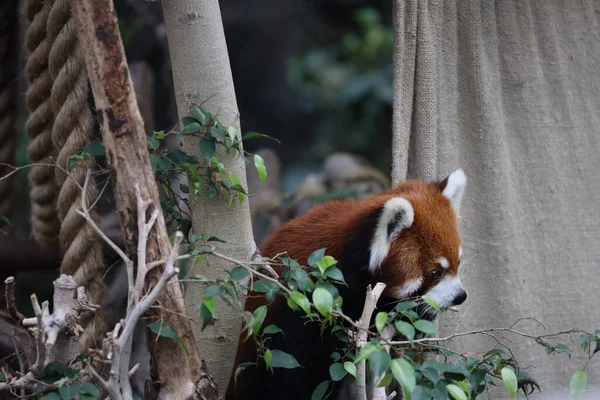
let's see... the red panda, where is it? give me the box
[226,170,468,400]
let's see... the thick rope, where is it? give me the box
[47,0,106,349]
[25,0,61,247]
[0,0,18,225]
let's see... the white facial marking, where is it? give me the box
[437,257,449,269]
[458,246,463,259]
[395,277,424,298]
[442,169,467,212]
[423,275,465,309]
[369,197,414,272]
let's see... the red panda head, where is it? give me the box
[369,169,467,319]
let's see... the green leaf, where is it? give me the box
[421,295,441,311]
[395,301,419,312]
[263,324,284,337]
[324,266,346,284]
[344,361,357,380]
[455,381,472,399]
[147,320,179,340]
[377,373,393,387]
[501,367,518,398]
[269,349,302,369]
[368,350,391,377]
[355,342,379,363]
[251,306,268,334]
[0,215,11,226]
[570,370,587,399]
[413,319,437,335]
[447,384,468,400]
[204,285,223,297]
[198,245,214,253]
[78,383,100,397]
[199,138,216,162]
[253,280,280,302]
[204,297,216,314]
[311,381,330,400]
[190,233,205,243]
[58,385,78,400]
[82,141,105,156]
[227,126,238,143]
[315,255,337,274]
[229,173,245,203]
[289,291,311,315]
[394,321,415,343]
[579,334,591,353]
[264,349,273,370]
[390,358,416,394]
[210,126,227,142]
[182,121,202,134]
[308,248,326,267]
[190,106,209,125]
[556,343,572,359]
[290,266,311,291]
[242,131,281,143]
[147,135,160,150]
[329,363,347,381]
[375,312,388,334]
[254,154,267,184]
[313,287,334,317]
[46,362,79,379]
[200,298,215,330]
[230,266,250,281]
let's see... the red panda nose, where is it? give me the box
[452,290,467,306]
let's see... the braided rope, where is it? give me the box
[47,0,106,349]
[25,0,61,247]
[0,0,18,225]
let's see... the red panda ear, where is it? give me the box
[369,197,414,272]
[435,169,467,213]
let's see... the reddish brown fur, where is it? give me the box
[227,178,462,399]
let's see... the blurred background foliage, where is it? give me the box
[288,8,393,175]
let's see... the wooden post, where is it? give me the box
[69,1,212,398]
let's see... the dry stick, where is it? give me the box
[356,282,386,400]
[0,293,47,392]
[4,277,24,322]
[372,325,397,400]
[69,1,206,398]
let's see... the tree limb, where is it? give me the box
[356,283,386,400]
[69,1,206,398]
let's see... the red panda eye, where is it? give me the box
[429,270,442,280]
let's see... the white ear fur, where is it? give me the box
[369,197,414,272]
[441,169,467,212]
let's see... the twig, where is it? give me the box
[4,277,24,322]
[386,327,593,346]
[356,283,386,400]
[372,325,396,400]
[98,186,183,400]
[77,170,132,267]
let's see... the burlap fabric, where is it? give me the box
[393,1,600,398]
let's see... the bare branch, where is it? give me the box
[356,282,386,400]
[78,170,131,266]
[4,277,24,322]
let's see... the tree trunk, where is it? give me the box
[161,1,256,397]
[391,0,416,185]
[69,1,207,399]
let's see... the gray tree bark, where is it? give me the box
[70,1,213,399]
[161,1,256,397]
